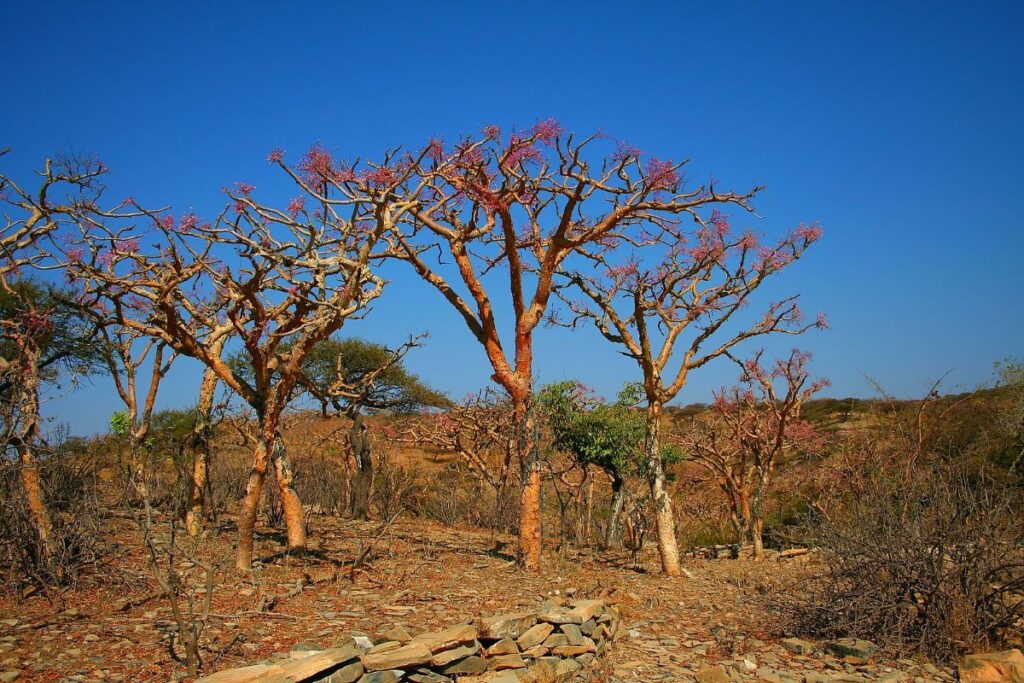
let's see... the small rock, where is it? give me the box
[383,626,412,644]
[958,649,1024,683]
[781,638,815,655]
[696,665,731,683]
[824,639,877,659]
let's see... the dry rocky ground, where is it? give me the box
[0,515,959,683]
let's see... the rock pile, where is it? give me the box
[198,598,620,683]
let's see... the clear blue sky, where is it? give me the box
[3,1,1022,435]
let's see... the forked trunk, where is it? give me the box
[236,427,306,571]
[646,402,681,576]
[604,472,626,549]
[349,412,373,520]
[514,394,542,571]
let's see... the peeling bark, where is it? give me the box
[646,402,681,576]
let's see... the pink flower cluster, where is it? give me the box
[267,148,285,163]
[286,196,304,218]
[646,157,680,191]
[793,222,823,243]
[611,141,642,163]
[532,118,562,145]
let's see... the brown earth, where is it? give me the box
[0,514,954,683]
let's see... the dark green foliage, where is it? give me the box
[538,381,645,479]
[0,279,103,393]
[299,337,449,414]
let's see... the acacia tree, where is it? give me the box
[559,202,825,574]
[676,349,827,559]
[65,149,392,570]
[376,120,760,569]
[0,154,109,563]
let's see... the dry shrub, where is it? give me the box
[0,445,106,593]
[414,462,518,533]
[789,462,1024,660]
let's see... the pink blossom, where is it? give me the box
[793,222,823,242]
[504,136,542,166]
[97,251,115,267]
[427,138,445,161]
[815,312,829,330]
[363,166,396,186]
[708,209,730,236]
[158,214,175,230]
[482,124,501,141]
[267,148,285,163]
[286,196,304,218]
[298,143,336,183]
[611,141,642,162]
[738,230,758,250]
[65,248,84,263]
[646,157,680,191]
[532,117,562,145]
[114,238,140,254]
[179,212,198,231]
[235,182,255,196]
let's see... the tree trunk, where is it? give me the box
[751,517,765,560]
[235,426,306,571]
[514,394,542,571]
[583,472,594,544]
[186,367,217,537]
[270,435,306,549]
[750,475,768,560]
[13,355,53,563]
[646,402,681,576]
[604,472,626,549]
[16,439,53,562]
[348,412,373,521]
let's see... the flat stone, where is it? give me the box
[551,643,594,657]
[824,639,877,659]
[431,643,479,667]
[478,613,537,640]
[412,623,479,653]
[489,654,527,670]
[958,649,1024,683]
[0,673,18,683]
[360,642,432,672]
[781,638,815,655]
[696,665,731,683]
[407,671,453,683]
[485,638,519,656]
[441,655,488,675]
[384,625,412,643]
[324,659,364,683]
[541,634,569,648]
[559,624,585,646]
[367,641,402,655]
[516,623,554,650]
[358,671,404,683]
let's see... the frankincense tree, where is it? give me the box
[674,349,828,558]
[64,150,393,570]
[372,120,764,570]
[558,186,825,574]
